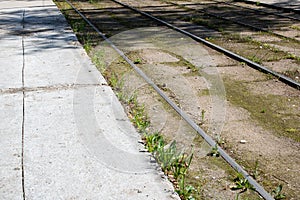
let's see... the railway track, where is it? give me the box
[164,0,300,43]
[64,1,275,199]
[156,0,300,51]
[56,0,300,199]
[212,0,300,21]
[233,0,300,15]
[111,0,300,89]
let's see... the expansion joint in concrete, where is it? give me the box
[0,83,107,95]
[21,9,26,200]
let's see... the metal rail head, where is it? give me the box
[65,0,276,199]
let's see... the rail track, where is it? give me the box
[64,0,275,199]
[111,0,300,89]
[163,0,300,43]
[233,0,300,15]
[57,0,300,199]
[155,0,300,51]
[211,0,300,22]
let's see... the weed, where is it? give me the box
[127,94,150,132]
[231,173,254,192]
[92,50,105,72]
[290,25,300,31]
[143,132,165,153]
[134,58,142,64]
[205,37,213,41]
[207,144,220,157]
[83,38,92,54]
[171,151,193,180]
[284,69,300,80]
[156,141,178,173]
[216,136,226,147]
[286,128,297,133]
[248,55,262,64]
[235,192,241,200]
[108,72,119,88]
[72,21,85,33]
[285,53,296,60]
[143,134,195,199]
[265,73,274,80]
[201,109,206,124]
[271,185,286,200]
[176,176,196,200]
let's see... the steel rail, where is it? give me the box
[233,0,300,15]
[166,0,300,43]
[111,0,300,90]
[64,0,275,199]
[212,0,300,21]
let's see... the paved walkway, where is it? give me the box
[0,1,178,199]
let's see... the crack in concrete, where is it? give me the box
[13,8,107,199]
[21,9,26,200]
[0,83,108,95]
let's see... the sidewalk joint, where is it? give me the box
[0,83,107,95]
[21,9,26,200]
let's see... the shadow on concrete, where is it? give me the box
[0,7,80,55]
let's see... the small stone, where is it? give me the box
[240,140,247,144]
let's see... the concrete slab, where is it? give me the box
[0,10,23,90]
[0,1,55,11]
[24,87,174,199]
[0,93,23,200]
[0,0,178,199]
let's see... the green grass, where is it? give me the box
[143,133,195,200]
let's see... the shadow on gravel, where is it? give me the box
[56,0,299,43]
[164,2,297,31]
[266,0,300,12]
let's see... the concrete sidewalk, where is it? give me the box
[0,0,178,199]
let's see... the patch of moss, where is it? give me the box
[198,89,210,96]
[224,78,300,142]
